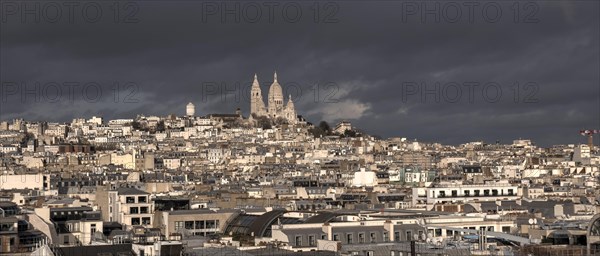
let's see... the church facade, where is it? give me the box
[250,72,297,124]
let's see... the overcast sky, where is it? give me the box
[0,1,598,146]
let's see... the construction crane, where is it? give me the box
[580,129,599,149]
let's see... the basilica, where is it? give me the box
[250,72,297,124]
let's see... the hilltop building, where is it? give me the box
[250,72,297,124]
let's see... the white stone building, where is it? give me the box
[250,72,297,124]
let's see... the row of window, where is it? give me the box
[426,226,511,236]
[131,217,151,226]
[332,232,383,244]
[52,211,83,216]
[65,223,97,234]
[294,235,320,247]
[125,196,148,204]
[436,189,514,198]
[0,223,15,232]
[295,231,407,247]
[129,206,150,214]
[174,220,220,231]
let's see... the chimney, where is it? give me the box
[322,222,333,240]
[384,220,394,241]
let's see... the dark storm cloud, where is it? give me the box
[0,0,598,146]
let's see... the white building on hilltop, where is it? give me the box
[186,102,195,116]
[250,72,297,124]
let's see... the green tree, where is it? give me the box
[156,121,166,132]
[343,129,358,137]
[255,115,272,129]
[307,121,333,138]
[318,121,331,134]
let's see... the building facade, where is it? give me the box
[102,188,154,229]
[250,72,297,124]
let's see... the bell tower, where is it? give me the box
[250,74,266,116]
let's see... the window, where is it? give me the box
[502,226,510,233]
[446,230,453,237]
[483,190,490,196]
[507,189,514,196]
[140,207,149,214]
[370,232,376,243]
[492,190,498,196]
[383,232,389,242]
[406,231,412,241]
[130,207,139,214]
[206,220,217,229]
[138,196,147,203]
[131,218,141,225]
[464,190,470,196]
[451,190,457,197]
[308,235,316,246]
[142,217,151,225]
[185,221,194,229]
[435,229,442,237]
[91,224,97,234]
[366,251,374,256]
[347,233,353,244]
[394,231,400,241]
[333,234,340,241]
[64,235,69,245]
[295,236,302,247]
[474,190,480,196]
[321,234,327,240]
[126,197,135,203]
[175,221,184,231]
[438,191,445,198]
[195,221,205,229]
[358,233,365,243]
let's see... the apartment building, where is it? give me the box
[413,181,519,206]
[156,209,240,236]
[99,187,154,229]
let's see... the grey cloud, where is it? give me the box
[0,1,598,146]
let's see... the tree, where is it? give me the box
[131,120,147,131]
[318,121,331,134]
[255,115,272,129]
[343,129,359,138]
[274,117,288,125]
[156,121,166,132]
[308,121,332,138]
[309,127,325,138]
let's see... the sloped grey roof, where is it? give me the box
[117,187,149,195]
